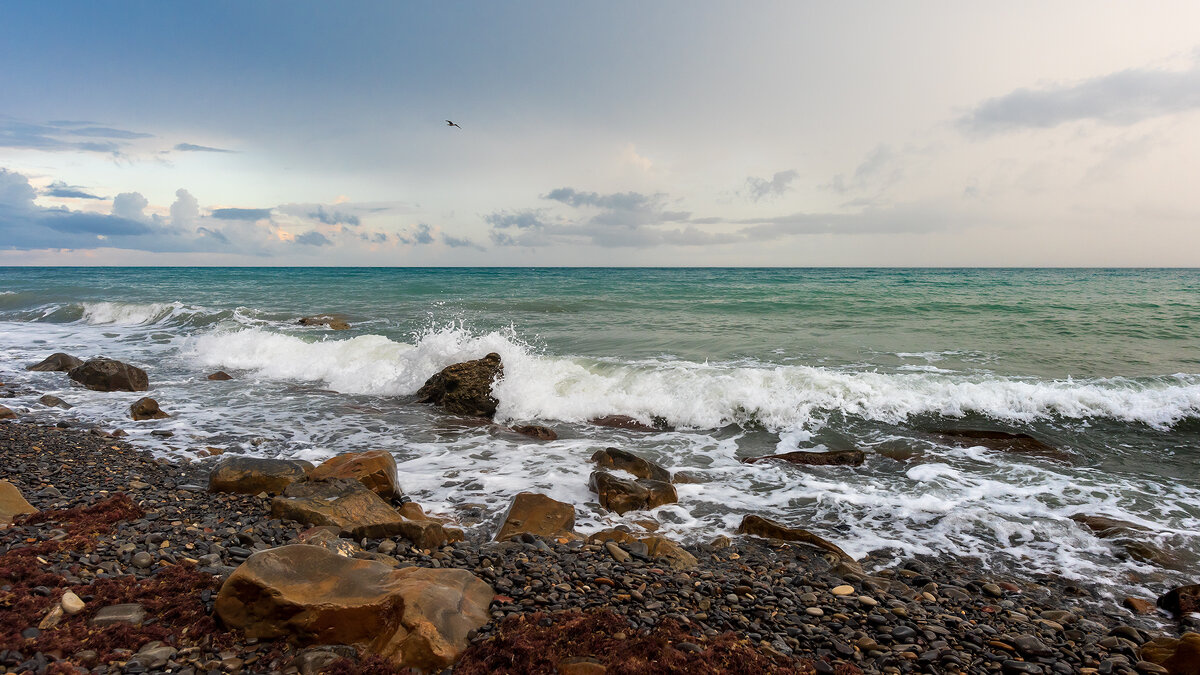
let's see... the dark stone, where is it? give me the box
[26,353,84,372]
[588,415,671,432]
[591,447,672,482]
[415,353,503,418]
[67,357,149,392]
[588,471,677,515]
[930,428,1070,463]
[298,314,350,330]
[130,397,170,421]
[207,371,233,381]
[510,424,557,441]
[37,394,72,409]
[1158,584,1200,618]
[743,449,865,467]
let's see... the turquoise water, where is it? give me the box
[1,267,1198,601]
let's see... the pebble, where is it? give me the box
[831,584,854,596]
[61,590,85,614]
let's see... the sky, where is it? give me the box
[3,2,1200,266]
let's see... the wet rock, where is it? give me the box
[510,424,557,441]
[298,314,350,330]
[208,456,314,495]
[1139,633,1200,675]
[27,352,85,372]
[1123,597,1157,614]
[588,529,697,569]
[1158,584,1200,618]
[0,480,37,527]
[588,471,677,515]
[67,357,150,392]
[588,415,671,432]
[130,396,170,420]
[0,405,14,421]
[309,449,402,499]
[37,394,72,409]
[207,370,233,381]
[742,449,865,467]
[495,492,576,541]
[736,514,856,565]
[415,352,503,418]
[215,544,492,671]
[930,428,1071,462]
[91,603,147,627]
[273,479,429,542]
[591,447,672,482]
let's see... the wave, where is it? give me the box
[1,301,274,330]
[191,326,1200,430]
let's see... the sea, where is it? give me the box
[1,267,1198,602]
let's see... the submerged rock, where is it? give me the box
[208,456,314,495]
[27,352,84,372]
[207,370,233,381]
[930,428,1071,462]
[591,447,672,482]
[310,449,402,499]
[38,394,72,409]
[588,415,671,432]
[415,352,504,418]
[0,405,15,421]
[510,424,557,441]
[130,396,170,421]
[68,357,149,392]
[588,471,677,515]
[298,314,350,330]
[495,492,576,541]
[743,449,865,467]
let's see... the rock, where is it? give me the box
[1140,633,1200,675]
[605,541,631,563]
[394,501,466,549]
[273,478,462,544]
[298,314,351,330]
[1158,584,1200,618]
[215,544,492,672]
[931,428,1070,463]
[38,394,72,409]
[588,529,697,569]
[132,551,153,568]
[736,514,856,564]
[207,371,233,381]
[588,471,677,515]
[67,357,149,392]
[510,424,557,440]
[91,603,147,627]
[130,396,170,420]
[208,456,314,495]
[1124,597,1158,614]
[558,656,607,674]
[129,643,177,670]
[1071,514,1151,537]
[831,585,854,596]
[415,352,503,418]
[743,449,865,467]
[309,450,402,499]
[0,480,37,527]
[27,352,85,372]
[0,405,14,421]
[495,492,576,541]
[588,415,670,432]
[61,591,85,615]
[38,604,64,630]
[591,447,672,482]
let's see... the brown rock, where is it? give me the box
[588,471,677,515]
[642,535,698,570]
[1071,517,1186,569]
[208,456,314,495]
[215,545,493,672]
[68,357,149,392]
[298,314,351,330]
[591,447,671,482]
[273,479,462,545]
[310,450,402,499]
[495,492,576,541]
[1158,584,1200,618]
[0,405,14,421]
[586,529,640,546]
[0,480,37,527]
[743,449,865,467]
[1071,514,1150,537]
[588,415,671,432]
[130,396,170,421]
[26,352,85,372]
[207,371,233,381]
[416,353,503,418]
[1124,597,1158,614]
[931,428,1070,462]
[558,656,606,675]
[510,424,557,441]
[1140,633,1200,675]
[736,514,856,564]
[38,394,72,409]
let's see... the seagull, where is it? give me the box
[446,120,462,129]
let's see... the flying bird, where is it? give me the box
[446,120,462,129]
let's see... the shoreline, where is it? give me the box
[1,420,1193,674]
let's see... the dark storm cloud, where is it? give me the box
[173,143,235,153]
[210,207,273,221]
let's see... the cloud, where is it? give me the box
[174,142,234,153]
[308,205,360,226]
[43,181,103,200]
[396,223,435,245]
[66,127,154,140]
[0,119,151,155]
[961,58,1200,134]
[209,207,273,221]
[111,192,150,221]
[441,233,484,250]
[484,209,554,230]
[170,189,200,227]
[743,170,798,202]
[294,231,332,246]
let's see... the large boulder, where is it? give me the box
[68,358,149,392]
[310,450,402,499]
[0,480,37,527]
[1158,584,1200,618]
[130,397,169,421]
[494,492,576,541]
[591,448,671,482]
[215,545,493,672]
[272,479,462,545]
[415,353,503,418]
[588,471,677,515]
[931,429,1071,463]
[737,514,856,564]
[743,449,865,467]
[1140,633,1200,675]
[298,314,350,330]
[208,456,314,495]
[27,353,84,372]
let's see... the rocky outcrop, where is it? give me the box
[743,449,865,467]
[736,514,856,564]
[1071,514,1182,569]
[130,397,170,421]
[931,429,1071,463]
[1158,584,1200,618]
[68,357,149,392]
[1140,633,1200,675]
[591,448,671,482]
[495,492,576,541]
[588,415,671,432]
[0,480,37,527]
[588,471,677,515]
[38,394,72,409]
[298,314,350,330]
[215,545,493,672]
[310,450,402,499]
[207,371,233,381]
[510,424,557,441]
[208,456,314,495]
[415,353,503,418]
[27,352,84,372]
[272,479,462,546]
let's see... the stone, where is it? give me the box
[208,456,313,495]
[0,405,14,421]
[591,447,672,482]
[931,428,1070,463]
[1123,597,1157,614]
[495,492,576,541]
[588,415,669,432]
[27,352,85,372]
[215,545,493,672]
[274,479,462,545]
[743,449,865,467]
[130,396,170,420]
[736,514,857,564]
[298,314,351,330]
[0,480,37,527]
[605,541,631,563]
[558,656,607,674]
[38,394,72,409]
[38,604,64,630]
[132,551,153,568]
[67,357,150,392]
[831,585,854,596]
[207,371,233,380]
[1158,584,1200,618]
[309,450,402,499]
[91,603,146,627]
[61,591,85,615]
[415,352,503,418]
[510,424,558,440]
[130,643,177,669]
[588,530,696,569]
[588,471,677,515]
[1140,633,1200,675]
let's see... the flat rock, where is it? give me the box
[68,357,149,392]
[130,396,170,420]
[494,492,576,541]
[273,479,462,545]
[298,314,350,330]
[0,480,37,527]
[91,603,146,627]
[588,471,677,515]
[208,456,314,495]
[27,352,84,372]
[38,394,72,409]
[1139,633,1200,675]
[215,544,493,672]
[736,514,857,565]
[310,449,402,499]
[591,447,671,482]
[743,449,865,467]
[415,352,503,418]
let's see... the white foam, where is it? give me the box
[81,301,183,325]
